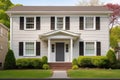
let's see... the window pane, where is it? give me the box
[25,42,34,56]
[51,44,54,52]
[85,42,94,54]
[86,17,94,29]
[26,17,34,29]
[57,17,63,30]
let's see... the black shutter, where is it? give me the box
[96,17,100,30]
[51,17,55,30]
[79,42,84,56]
[20,17,24,30]
[96,42,101,56]
[79,17,84,30]
[36,42,40,56]
[19,42,23,56]
[36,17,40,30]
[65,17,70,30]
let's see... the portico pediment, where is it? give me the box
[39,30,80,40]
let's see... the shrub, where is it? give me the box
[42,64,50,70]
[78,56,93,68]
[16,58,42,69]
[92,56,109,68]
[72,58,78,66]
[42,56,48,64]
[72,65,79,70]
[106,49,116,64]
[111,60,120,69]
[4,49,16,69]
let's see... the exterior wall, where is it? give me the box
[0,24,8,67]
[11,14,109,61]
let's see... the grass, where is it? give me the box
[68,69,120,78]
[0,70,52,79]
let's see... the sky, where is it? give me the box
[11,0,120,6]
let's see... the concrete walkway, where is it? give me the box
[51,70,69,78]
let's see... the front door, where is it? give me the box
[56,43,64,61]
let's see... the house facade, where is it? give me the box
[7,6,112,62]
[0,23,9,68]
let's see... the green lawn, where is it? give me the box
[68,69,120,78]
[0,70,52,78]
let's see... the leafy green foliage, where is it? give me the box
[42,64,50,70]
[110,26,120,48]
[72,58,78,66]
[106,49,116,64]
[72,65,79,70]
[0,0,22,28]
[78,56,93,67]
[16,58,42,69]
[92,56,109,68]
[4,49,16,69]
[42,56,48,64]
[77,56,109,68]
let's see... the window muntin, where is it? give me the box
[85,42,95,54]
[25,42,35,56]
[26,17,34,29]
[57,17,64,30]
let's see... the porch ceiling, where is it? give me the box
[39,30,80,40]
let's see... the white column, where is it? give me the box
[70,38,73,62]
[48,38,51,62]
[10,17,12,49]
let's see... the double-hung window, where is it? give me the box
[56,17,64,30]
[85,16,95,30]
[25,17,35,30]
[25,42,35,56]
[85,42,95,55]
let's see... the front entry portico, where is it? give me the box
[40,30,80,62]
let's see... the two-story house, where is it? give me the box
[7,6,112,63]
[0,23,9,68]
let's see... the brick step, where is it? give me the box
[48,62,72,70]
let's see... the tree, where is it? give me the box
[77,0,103,6]
[0,0,22,28]
[110,26,120,50]
[4,49,16,69]
[105,4,120,31]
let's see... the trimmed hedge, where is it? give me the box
[78,56,93,68]
[77,56,109,68]
[16,56,48,69]
[16,58,42,69]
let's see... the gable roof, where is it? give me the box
[8,6,110,12]
[7,6,112,15]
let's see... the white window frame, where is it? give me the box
[84,41,96,56]
[55,16,65,30]
[24,16,36,30]
[23,41,36,56]
[84,16,96,30]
